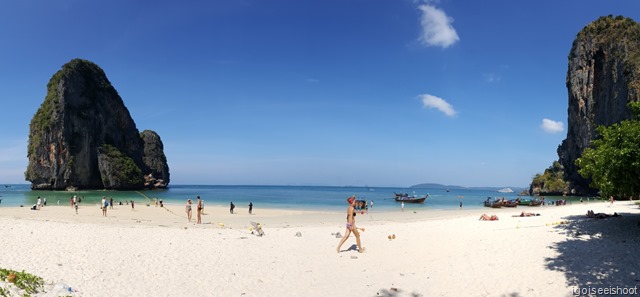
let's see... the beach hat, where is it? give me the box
[347,196,356,204]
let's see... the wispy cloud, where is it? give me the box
[541,118,564,133]
[417,4,459,48]
[420,94,456,117]
[483,65,509,83]
[483,73,501,83]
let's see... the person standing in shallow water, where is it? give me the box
[336,196,364,253]
[196,196,202,224]
[230,202,235,214]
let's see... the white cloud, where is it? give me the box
[420,94,456,117]
[417,4,459,48]
[483,73,501,83]
[541,118,564,133]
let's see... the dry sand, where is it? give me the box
[1,200,639,296]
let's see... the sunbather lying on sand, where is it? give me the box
[479,214,498,221]
[512,212,540,217]
[586,210,621,219]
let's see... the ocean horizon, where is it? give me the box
[0,184,587,211]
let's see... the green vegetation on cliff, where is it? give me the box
[575,15,640,95]
[576,102,640,198]
[26,59,116,182]
[100,144,143,187]
[531,161,568,195]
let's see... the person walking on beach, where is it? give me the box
[370,200,373,209]
[109,197,113,209]
[43,197,47,207]
[230,202,235,214]
[131,200,135,210]
[101,196,107,217]
[248,202,253,214]
[37,197,41,210]
[185,199,193,222]
[196,196,203,224]
[336,196,364,253]
[610,195,614,206]
[401,201,404,212]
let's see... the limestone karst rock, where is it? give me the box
[26,58,170,190]
[556,15,640,195]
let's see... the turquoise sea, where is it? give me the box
[0,184,581,211]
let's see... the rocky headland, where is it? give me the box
[25,59,170,190]
[533,15,640,196]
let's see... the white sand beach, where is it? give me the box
[1,200,639,296]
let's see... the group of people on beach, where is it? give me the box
[185,196,204,224]
[96,196,137,216]
[184,198,255,223]
[30,196,47,210]
[586,209,621,219]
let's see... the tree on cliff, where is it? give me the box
[576,102,640,198]
[530,161,568,195]
[555,15,640,196]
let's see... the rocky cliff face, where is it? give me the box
[26,59,170,190]
[557,16,640,195]
[140,130,170,188]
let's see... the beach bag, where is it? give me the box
[104,200,108,207]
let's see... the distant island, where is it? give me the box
[410,183,525,192]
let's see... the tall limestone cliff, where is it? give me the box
[26,59,170,190]
[557,16,640,195]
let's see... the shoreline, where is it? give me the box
[1,201,639,296]
[0,199,622,229]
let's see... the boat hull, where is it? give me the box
[395,197,426,203]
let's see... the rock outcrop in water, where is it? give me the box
[555,15,640,195]
[26,59,170,190]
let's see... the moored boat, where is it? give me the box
[394,193,428,203]
[502,200,518,207]
[498,187,514,193]
[484,197,503,208]
[529,200,543,206]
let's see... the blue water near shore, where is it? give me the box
[0,184,580,211]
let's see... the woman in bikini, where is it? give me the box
[185,199,193,222]
[479,214,499,221]
[336,196,364,253]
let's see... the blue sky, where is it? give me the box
[1,0,638,187]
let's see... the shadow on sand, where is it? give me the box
[545,206,640,290]
[375,288,422,297]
